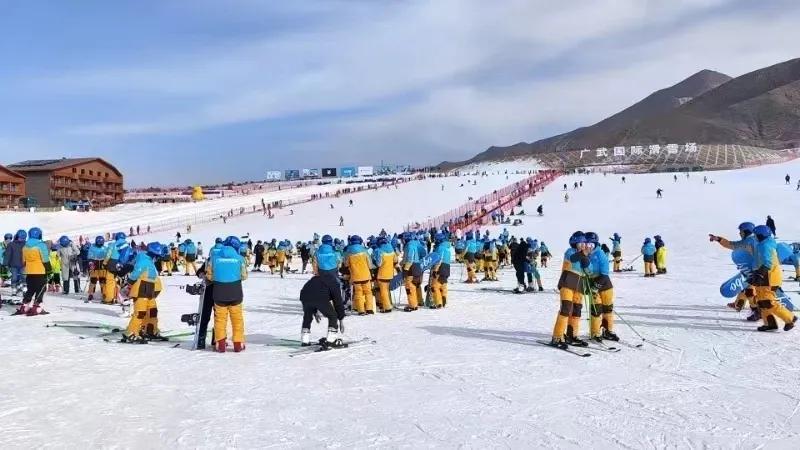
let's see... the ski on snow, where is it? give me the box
[288,337,376,357]
[536,340,591,357]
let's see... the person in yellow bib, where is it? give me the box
[344,235,375,315]
[206,236,248,353]
[17,227,52,316]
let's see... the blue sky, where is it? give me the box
[1,0,798,187]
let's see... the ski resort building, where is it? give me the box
[6,158,124,208]
[0,164,26,208]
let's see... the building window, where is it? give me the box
[72,168,77,173]
[81,169,85,175]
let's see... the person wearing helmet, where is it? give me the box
[314,236,341,281]
[709,222,759,319]
[16,227,52,315]
[299,242,312,274]
[86,236,110,302]
[3,230,26,295]
[610,233,623,273]
[344,236,375,315]
[401,233,427,311]
[430,233,452,308]
[750,225,797,332]
[184,239,198,276]
[511,237,531,293]
[252,240,265,272]
[177,240,187,271]
[549,231,592,348]
[373,237,398,313]
[265,239,277,274]
[464,231,479,283]
[0,233,11,286]
[654,235,667,274]
[276,240,290,278]
[121,242,165,343]
[584,232,618,342]
[48,243,62,293]
[57,236,81,295]
[454,238,466,264]
[205,236,248,352]
[525,239,544,292]
[641,238,656,277]
[482,240,498,282]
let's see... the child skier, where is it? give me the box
[585,232,618,341]
[654,235,667,274]
[641,238,656,277]
[549,232,591,349]
[610,233,622,273]
[709,222,759,320]
[750,225,796,332]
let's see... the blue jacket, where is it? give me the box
[611,239,621,253]
[315,244,341,271]
[466,238,479,254]
[208,243,224,259]
[129,253,158,282]
[372,244,394,267]
[3,240,25,268]
[209,246,246,283]
[178,243,186,254]
[564,248,586,275]
[589,247,610,277]
[641,243,656,257]
[88,244,108,262]
[539,243,549,255]
[756,238,777,270]
[185,242,197,256]
[434,241,452,265]
[454,240,466,251]
[403,240,426,264]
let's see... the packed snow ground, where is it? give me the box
[3,161,800,448]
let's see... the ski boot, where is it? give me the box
[757,316,778,332]
[785,316,798,332]
[378,308,392,314]
[564,325,588,347]
[120,333,147,344]
[27,303,48,316]
[525,285,535,292]
[538,286,544,292]
[548,338,568,350]
[12,303,30,316]
[87,294,94,302]
[602,329,619,341]
[146,332,170,342]
[233,342,246,353]
[216,338,227,353]
[301,328,312,347]
[726,302,741,311]
[366,310,375,315]
[746,308,761,322]
[403,306,418,312]
[513,284,525,294]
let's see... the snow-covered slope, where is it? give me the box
[2,162,800,448]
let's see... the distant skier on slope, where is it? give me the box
[766,215,776,237]
[656,188,663,198]
[610,233,623,273]
[511,236,530,293]
[537,205,543,216]
[786,174,791,185]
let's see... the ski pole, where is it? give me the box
[625,254,643,267]
[612,309,651,348]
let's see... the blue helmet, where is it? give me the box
[584,232,599,244]
[15,229,27,241]
[738,222,755,234]
[4,233,12,241]
[465,231,474,240]
[95,236,105,246]
[753,225,772,240]
[114,232,126,241]
[568,231,585,245]
[28,227,43,240]
[146,242,163,258]
[377,236,388,246]
[654,235,662,241]
[435,232,445,243]
[322,235,333,245]
[223,236,241,250]
[349,235,363,245]
[59,236,71,247]
[215,237,223,244]
[644,237,652,244]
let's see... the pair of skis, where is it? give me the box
[537,338,643,357]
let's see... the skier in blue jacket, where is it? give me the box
[641,238,656,277]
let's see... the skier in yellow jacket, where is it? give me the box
[550,231,591,348]
[122,243,164,343]
[750,225,796,332]
[709,222,759,320]
[373,237,398,313]
[654,235,667,274]
[345,235,375,314]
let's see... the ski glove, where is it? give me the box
[338,320,345,334]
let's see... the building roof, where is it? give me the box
[0,164,26,179]
[7,157,122,177]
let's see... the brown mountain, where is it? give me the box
[441,58,800,168]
